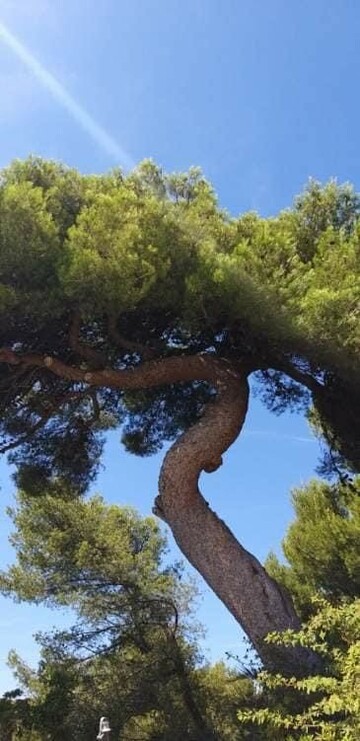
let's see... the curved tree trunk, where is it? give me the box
[154,363,317,674]
[0,348,320,672]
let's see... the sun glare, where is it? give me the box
[0,19,134,169]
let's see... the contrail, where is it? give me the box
[0,19,135,170]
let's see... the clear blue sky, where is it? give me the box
[0,0,359,693]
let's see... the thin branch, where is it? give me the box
[0,389,94,455]
[69,311,107,368]
[108,314,160,359]
[271,358,323,394]
[0,413,51,454]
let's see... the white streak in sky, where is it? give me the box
[243,430,317,444]
[0,19,135,169]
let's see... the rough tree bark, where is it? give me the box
[0,348,320,673]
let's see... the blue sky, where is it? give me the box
[0,0,359,693]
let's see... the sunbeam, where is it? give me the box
[0,19,135,169]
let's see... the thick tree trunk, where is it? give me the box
[0,348,320,672]
[154,364,317,674]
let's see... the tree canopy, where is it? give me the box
[266,477,360,619]
[0,156,359,671]
[239,478,360,740]
[0,491,256,741]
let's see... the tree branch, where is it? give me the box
[0,347,250,394]
[108,314,158,359]
[0,413,50,455]
[271,357,323,394]
[0,389,96,455]
[69,311,107,368]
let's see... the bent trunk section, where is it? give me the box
[156,363,320,674]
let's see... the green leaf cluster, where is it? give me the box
[266,478,360,619]
[238,599,360,740]
[236,476,360,739]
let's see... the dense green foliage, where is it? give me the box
[0,157,359,492]
[239,478,360,739]
[238,599,360,740]
[266,477,360,619]
[0,489,257,740]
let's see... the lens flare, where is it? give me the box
[0,19,134,169]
